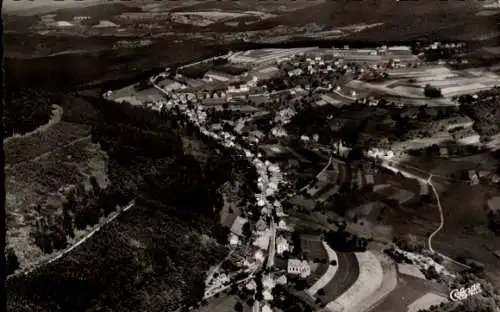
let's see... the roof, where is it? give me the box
[230,216,248,237]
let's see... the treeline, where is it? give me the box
[7,98,246,311]
[3,88,54,138]
[30,177,118,255]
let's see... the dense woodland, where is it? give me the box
[3,88,54,138]
[6,97,258,312]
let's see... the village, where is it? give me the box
[105,43,500,312]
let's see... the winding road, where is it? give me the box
[376,159,471,269]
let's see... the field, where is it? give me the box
[347,66,500,102]
[379,154,500,288]
[371,275,448,312]
[108,85,165,107]
[5,115,108,269]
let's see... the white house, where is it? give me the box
[229,233,240,246]
[276,236,290,255]
[287,259,311,278]
[262,304,273,312]
[469,170,479,186]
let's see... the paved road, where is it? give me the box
[322,252,359,302]
[266,220,277,269]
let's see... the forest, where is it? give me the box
[6,97,251,312]
[3,88,54,138]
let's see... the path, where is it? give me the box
[7,200,135,280]
[426,176,471,269]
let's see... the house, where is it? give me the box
[287,259,311,278]
[469,170,480,186]
[263,290,273,301]
[276,236,290,255]
[229,233,240,246]
[288,68,303,77]
[256,219,268,232]
[262,304,273,312]
[439,147,449,157]
[276,274,287,285]
[255,250,265,262]
[246,280,257,290]
[364,174,375,185]
[262,274,276,289]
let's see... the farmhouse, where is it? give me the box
[276,236,290,255]
[287,259,311,278]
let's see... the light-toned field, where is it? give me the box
[5,118,108,270]
[407,292,448,312]
[349,251,398,312]
[109,85,164,106]
[370,275,448,312]
[352,66,500,100]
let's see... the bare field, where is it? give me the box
[5,120,108,269]
[371,275,448,312]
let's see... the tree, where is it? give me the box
[89,175,101,196]
[424,84,442,98]
[242,222,252,237]
[5,247,20,275]
[235,301,244,312]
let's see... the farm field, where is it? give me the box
[108,85,165,107]
[350,66,500,100]
[5,115,108,269]
[370,275,448,312]
[378,155,500,287]
[321,252,359,303]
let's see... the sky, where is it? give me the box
[3,0,108,14]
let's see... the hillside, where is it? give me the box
[5,98,247,311]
